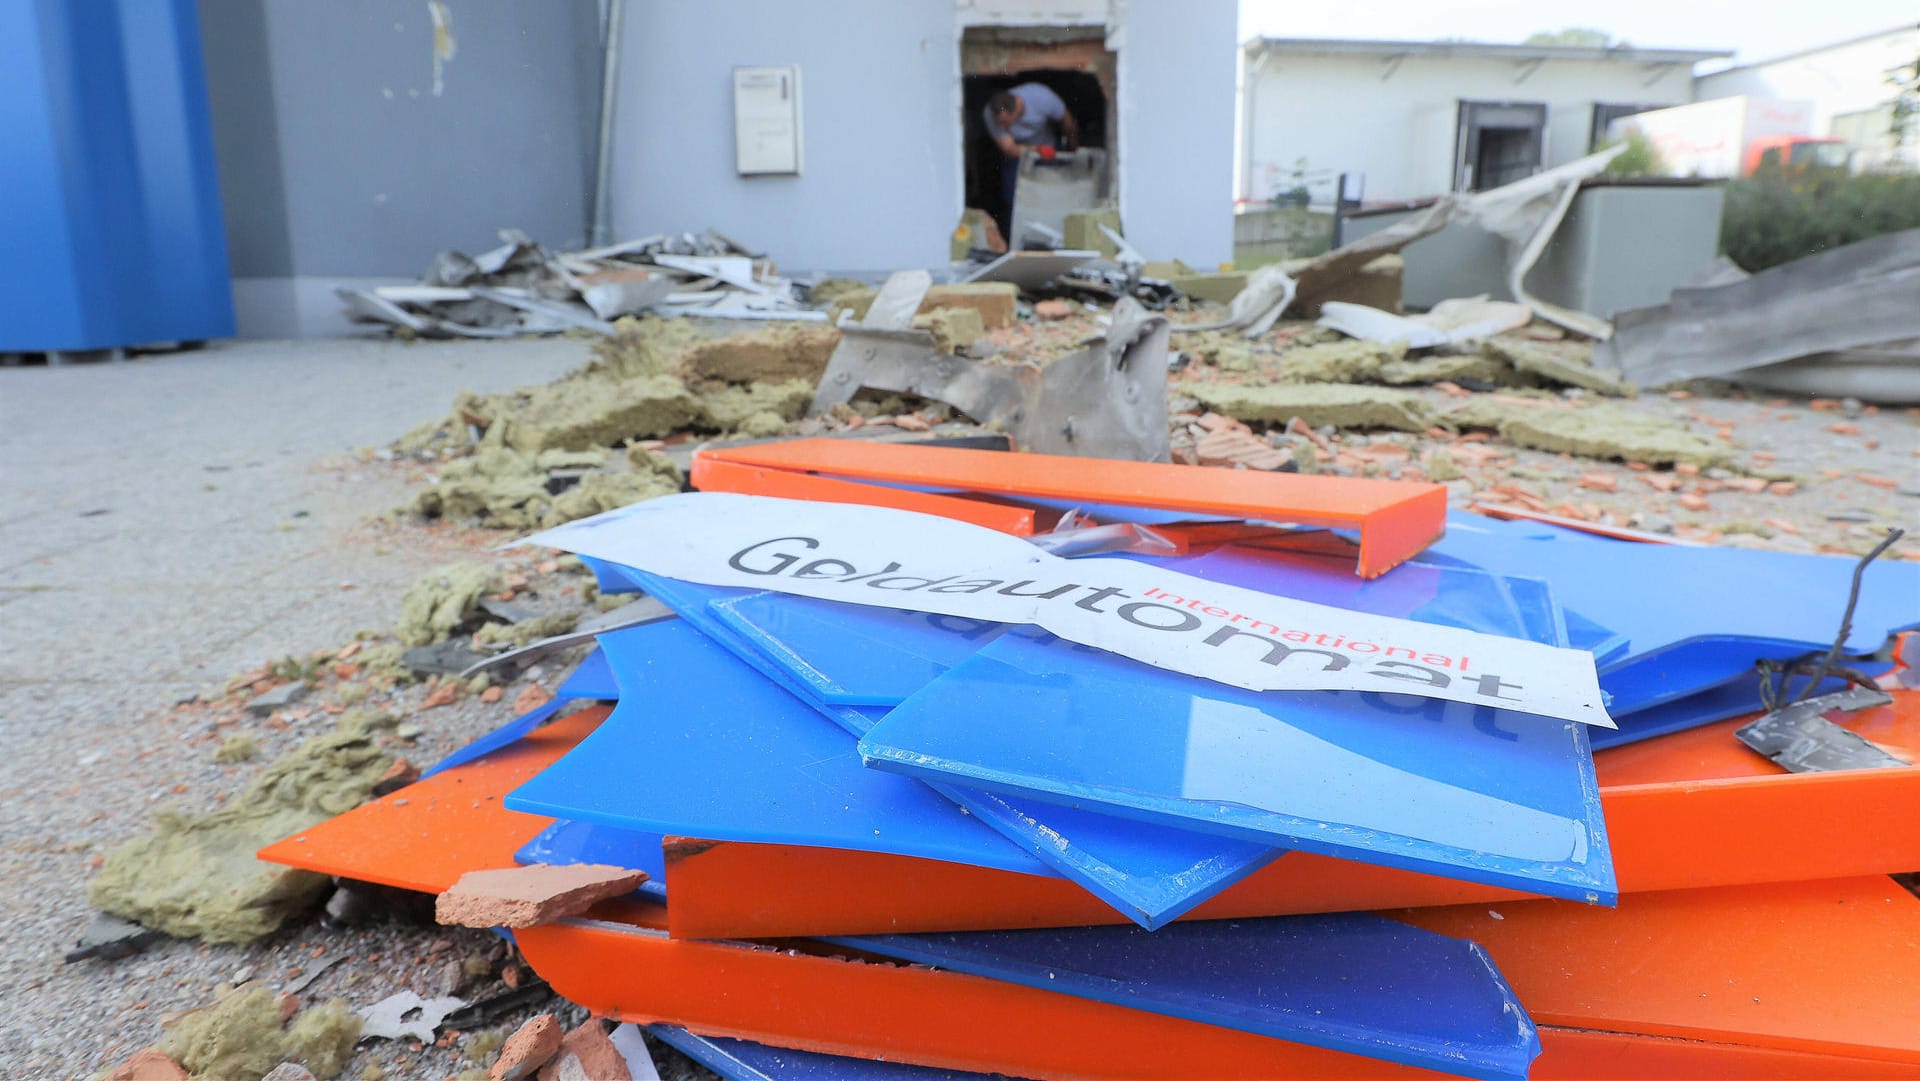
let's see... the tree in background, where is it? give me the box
[1891,49,1919,150]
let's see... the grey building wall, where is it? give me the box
[606,0,962,273]
[197,0,602,334]
[1118,0,1234,266]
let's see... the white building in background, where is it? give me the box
[1694,25,1920,172]
[1237,38,1729,206]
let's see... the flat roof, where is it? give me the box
[1698,23,1917,76]
[1243,37,1733,66]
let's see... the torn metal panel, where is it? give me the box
[469,287,617,335]
[1734,339,1920,405]
[578,269,676,321]
[1596,227,1920,388]
[809,293,1170,462]
[1192,147,1622,340]
[962,250,1099,291]
[860,269,933,331]
[1736,687,1905,773]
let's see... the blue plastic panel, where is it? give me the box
[833,914,1539,1080]
[421,648,621,778]
[860,627,1616,904]
[1423,513,1920,712]
[506,619,1047,875]
[710,594,1005,706]
[1592,670,1862,750]
[645,1025,998,1081]
[595,563,1281,929]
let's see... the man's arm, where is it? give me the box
[1059,109,1080,151]
[993,130,1023,160]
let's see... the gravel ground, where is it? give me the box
[0,324,1914,1079]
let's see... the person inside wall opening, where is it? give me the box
[984,84,1080,215]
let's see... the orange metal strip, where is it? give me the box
[691,456,1040,535]
[1393,878,1920,1065]
[256,706,610,894]
[695,439,1447,577]
[1468,503,1694,545]
[664,693,1920,938]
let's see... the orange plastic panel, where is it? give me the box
[1393,878,1920,1065]
[256,706,610,893]
[519,895,1920,1080]
[664,692,1920,938]
[693,438,1447,577]
[692,456,1041,535]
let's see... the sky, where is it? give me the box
[1238,0,1917,72]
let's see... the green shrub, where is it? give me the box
[1600,128,1667,177]
[1720,172,1920,271]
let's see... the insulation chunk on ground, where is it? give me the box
[158,984,361,1081]
[1184,383,1436,432]
[911,306,987,354]
[395,563,499,647]
[89,712,400,943]
[679,324,839,384]
[1482,338,1633,396]
[1376,351,1538,388]
[1496,402,1729,466]
[694,378,814,432]
[1276,340,1407,383]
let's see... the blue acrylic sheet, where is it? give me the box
[858,581,1617,904]
[422,647,620,778]
[593,562,1281,929]
[1592,669,1860,750]
[832,914,1539,1081]
[505,618,1050,876]
[1423,512,1920,714]
[517,818,670,901]
[645,1025,999,1081]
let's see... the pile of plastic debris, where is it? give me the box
[223,436,1919,1081]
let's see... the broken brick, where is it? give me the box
[536,1021,632,1081]
[436,864,648,929]
[1769,481,1798,496]
[1032,299,1073,321]
[513,684,553,714]
[1827,422,1863,436]
[1576,473,1617,493]
[1678,493,1710,512]
[491,1014,563,1081]
[420,682,460,710]
[105,1048,189,1081]
[1858,474,1900,489]
[480,685,504,704]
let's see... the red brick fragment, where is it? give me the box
[436,864,648,929]
[513,684,553,713]
[491,1014,563,1081]
[105,1048,189,1081]
[536,1021,632,1081]
[1576,473,1617,493]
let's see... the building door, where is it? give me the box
[1454,101,1546,191]
[960,26,1114,246]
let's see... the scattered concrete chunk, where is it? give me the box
[436,864,648,929]
[244,681,307,717]
[1184,383,1436,433]
[65,912,164,963]
[535,1021,632,1081]
[490,1014,563,1081]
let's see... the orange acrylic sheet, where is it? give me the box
[691,438,1447,577]
[256,707,1920,1077]
[519,888,1920,1081]
[256,706,612,893]
[1392,877,1920,1067]
[691,456,1042,535]
[662,691,1920,938]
